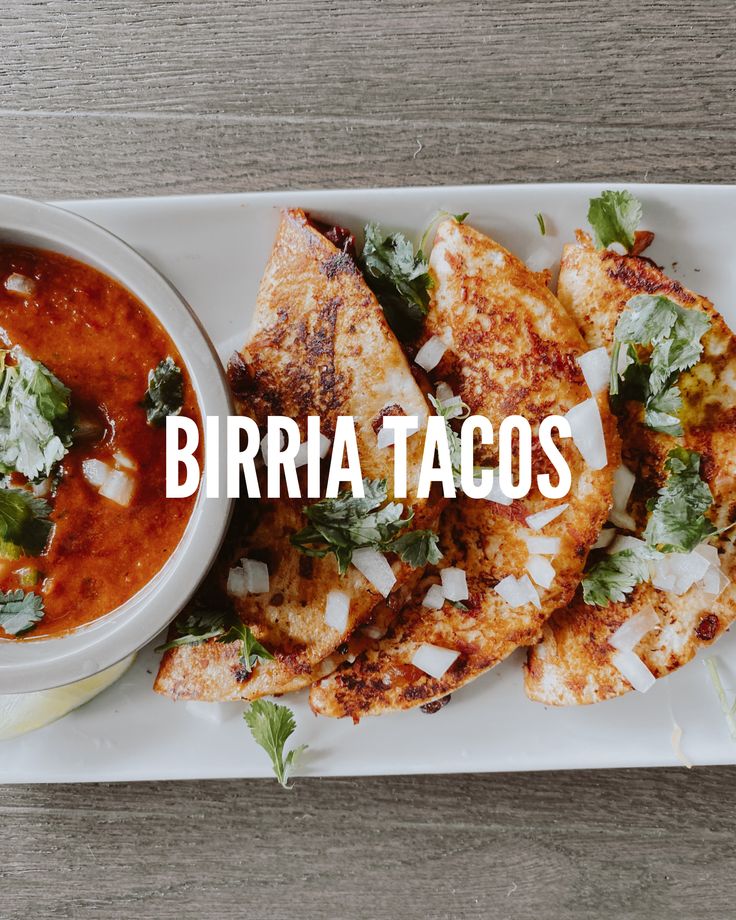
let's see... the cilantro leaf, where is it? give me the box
[0,487,52,556]
[157,608,274,674]
[360,223,432,341]
[0,353,72,480]
[644,447,716,553]
[291,478,440,574]
[218,618,274,674]
[390,529,443,568]
[611,294,711,435]
[428,392,469,485]
[243,699,307,788]
[582,549,651,607]
[143,357,184,427]
[644,383,683,436]
[587,190,643,251]
[155,610,228,652]
[0,588,45,635]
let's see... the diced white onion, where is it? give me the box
[494,573,541,609]
[612,649,656,693]
[242,558,270,594]
[593,527,617,550]
[612,464,635,512]
[260,429,284,465]
[609,605,659,652]
[523,535,561,556]
[82,459,112,489]
[524,247,555,274]
[607,534,651,555]
[650,551,709,596]
[4,273,35,296]
[576,347,610,395]
[435,381,454,404]
[113,451,137,471]
[518,574,542,609]
[293,441,309,468]
[415,336,447,373]
[438,394,464,415]
[526,554,556,589]
[226,566,248,599]
[351,547,397,597]
[361,624,385,640]
[566,398,608,470]
[440,567,468,602]
[702,566,730,598]
[294,433,331,468]
[227,559,270,597]
[99,469,134,506]
[474,473,513,506]
[693,543,719,567]
[411,643,459,679]
[31,478,51,497]
[525,503,569,531]
[422,583,446,609]
[324,590,351,632]
[608,508,637,531]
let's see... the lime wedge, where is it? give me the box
[0,654,135,741]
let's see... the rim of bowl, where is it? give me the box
[0,194,233,693]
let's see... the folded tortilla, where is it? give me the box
[155,209,440,701]
[310,219,619,720]
[524,235,736,705]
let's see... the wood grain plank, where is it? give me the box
[2,769,735,920]
[0,0,734,124]
[2,111,735,198]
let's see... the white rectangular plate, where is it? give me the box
[2,184,736,782]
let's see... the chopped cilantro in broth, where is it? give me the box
[0,244,201,638]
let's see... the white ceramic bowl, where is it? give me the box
[0,194,233,693]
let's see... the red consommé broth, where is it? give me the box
[0,245,201,639]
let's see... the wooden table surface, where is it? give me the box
[2,2,735,918]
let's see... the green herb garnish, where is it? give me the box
[157,609,274,673]
[536,212,546,236]
[610,294,711,435]
[0,488,52,556]
[582,547,652,607]
[361,224,432,341]
[587,189,643,252]
[582,448,716,606]
[0,352,72,480]
[143,357,184,427]
[243,699,307,788]
[428,392,470,485]
[705,657,736,741]
[390,529,443,568]
[218,617,274,674]
[0,588,45,635]
[644,448,716,553]
[291,477,441,575]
